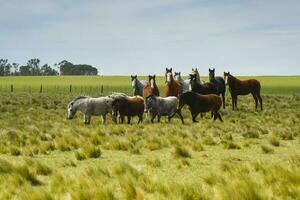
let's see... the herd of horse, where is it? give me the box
[67,68,263,124]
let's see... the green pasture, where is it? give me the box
[0,75,300,95]
[0,93,300,199]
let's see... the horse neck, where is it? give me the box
[73,99,86,112]
[196,72,201,83]
[228,75,239,86]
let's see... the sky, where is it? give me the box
[0,0,300,76]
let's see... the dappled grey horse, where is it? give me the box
[174,72,191,92]
[67,93,128,124]
[131,75,148,96]
[144,95,184,124]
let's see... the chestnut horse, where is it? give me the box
[165,68,182,97]
[209,68,226,109]
[143,75,160,98]
[176,91,223,122]
[224,72,263,111]
[112,96,144,124]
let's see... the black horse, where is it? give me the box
[209,68,226,109]
[189,74,218,95]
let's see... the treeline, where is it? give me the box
[0,58,98,76]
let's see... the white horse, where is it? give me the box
[174,72,191,92]
[144,95,184,124]
[67,93,128,124]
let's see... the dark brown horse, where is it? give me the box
[209,68,226,109]
[224,72,263,111]
[189,74,218,95]
[176,91,223,122]
[143,75,160,98]
[112,96,144,124]
[164,68,182,97]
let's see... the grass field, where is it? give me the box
[0,76,300,199]
[0,75,300,95]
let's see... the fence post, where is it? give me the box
[40,85,43,93]
[10,84,13,92]
[70,85,72,93]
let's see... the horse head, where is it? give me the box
[209,68,215,81]
[131,75,137,88]
[67,102,76,119]
[189,73,197,84]
[145,95,156,111]
[174,72,181,81]
[165,67,173,84]
[224,71,230,84]
[148,75,156,88]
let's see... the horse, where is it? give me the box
[174,72,191,92]
[165,68,182,97]
[143,75,160,98]
[224,72,263,111]
[191,68,205,84]
[209,68,226,109]
[144,95,184,124]
[131,75,148,96]
[176,91,223,123]
[111,95,144,124]
[67,95,115,124]
[189,73,218,95]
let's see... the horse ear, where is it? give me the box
[170,68,172,72]
[165,68,168,71]
[153,74,156,78]
[179,72,181,75]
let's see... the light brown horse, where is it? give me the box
[224,72,263,111]
[143,75,160,99]
[164,68,182,97]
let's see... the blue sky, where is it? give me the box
[0,0,299,75]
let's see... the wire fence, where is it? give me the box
[0,84,134,96]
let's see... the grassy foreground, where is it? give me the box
[0,75,300,95]
[0,92,300,199]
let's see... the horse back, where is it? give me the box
[235,79,261,95]
[120,97,144,116]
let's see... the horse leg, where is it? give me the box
[213,112,217,121]
[176,109,185,124]
[168,116,171,123]
[257,93,263,110]
[252,92,258,110]
[157,115,161,123]
[138,115,143,124]
[231,95,235,110]
[192,113,199,123]
[120,116,124,124]
[101,114,106,124]
[222,92,225,109]
[84,114,91,124]
[234,96,238,110]
[151,114,156,123]
[217,113,223,122]
[127,116,131,124]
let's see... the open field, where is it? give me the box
[0,75,300,95]
[0,76,300,199]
